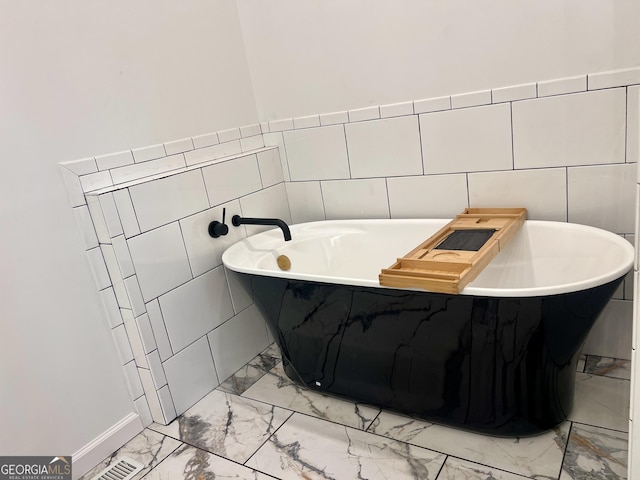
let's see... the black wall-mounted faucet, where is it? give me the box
[208,208,229,238]
[232,215,292,241]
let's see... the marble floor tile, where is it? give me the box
[262,342,281,360]
[218,350,279,395]
[577,354,586,373]
[78,429,181,480]
[559,423,628,479]
[570,372,630,432]
[144,443,277,480]
[242,362,380,430]
[368,411,570,479]
[149,389,292,463]
[584,355,631,380]
[437,457,532,479]
[246,412,446,480]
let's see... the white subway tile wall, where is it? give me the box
[344,116,422,178]
[224,269,253,314]
[72,205,99,250]
[132,144,166,164]
[512,89,626,169]
[135,313,157,355]
[123,360,144,400]
[468,168,568,221]
[284,181,325,224]
[420,103,512,174]
[156,385,176,423]
[145,299,173,362]
[99,288,123,329]
[112,189,140,238]
[348,106,380,122]
[62,157,98,176]
[207,304,270,383]
[256,149,284,188]
[110,154,186,185]
[629,86,640,165]
[491,83,537,104]
[537,75,586,98]
[240,134,265,152]
[134,393,153,427]
[567,164,636,233]
[60,67,639,425]
[184,141,241,167]
[146,350,167,390]
[179,202,246,277]
[321,178,390,220]
[380,101,414,118]
[386,174,469,219]
[589,67,640,91]
[95,150,134,171]
[283,125,350,181]
[201,154,263,207]
[413,95,451,114]
[128,222,193,302]
[164,137,194,156]
[138,368,164,423]
[293,114,321,129]
[237,184,291,237]
[162,336,219,416]
[319,110,349,126]
[158,266,234,354]
[129,170,209,233]
[451,89,492,109]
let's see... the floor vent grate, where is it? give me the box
[91,457,144,480]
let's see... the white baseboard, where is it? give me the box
[71,412,143,480]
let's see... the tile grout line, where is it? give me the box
[433,455,449,479]
[556,422,574,480]
[241,409,295,471]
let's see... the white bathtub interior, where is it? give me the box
[223,219,634,298]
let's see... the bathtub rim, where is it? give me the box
[221,218,634,298]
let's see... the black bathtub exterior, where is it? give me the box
[248,274,624,436]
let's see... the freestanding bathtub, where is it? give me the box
[222,219,634,436]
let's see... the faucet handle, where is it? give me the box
[208,208,229,238]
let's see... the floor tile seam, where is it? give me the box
[244,409,451,479]
[554,421,574,480]
[364,409,382,433]
[432,454,448,479]
[144,425,187,449]
[576,371,631,386]
[587,373,632,381]
[152,388,297,463]
[242,408,295,473]
[434,453,535,480]
[569,419,630,435]
[237,385,385,434]
[146,435,280,480]
[357,420,573,479]
[136,438,184,480]
[280,409,457,462]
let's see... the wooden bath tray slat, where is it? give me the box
[379,207,527,294]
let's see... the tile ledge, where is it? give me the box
[85,146,278,196]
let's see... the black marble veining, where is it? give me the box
[249,274,623,436]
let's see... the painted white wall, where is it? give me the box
[0,0,256,459]
[236,0,640,120]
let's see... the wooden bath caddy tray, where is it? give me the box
[379,208,527,294]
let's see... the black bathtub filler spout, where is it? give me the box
[231,215,292,241]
